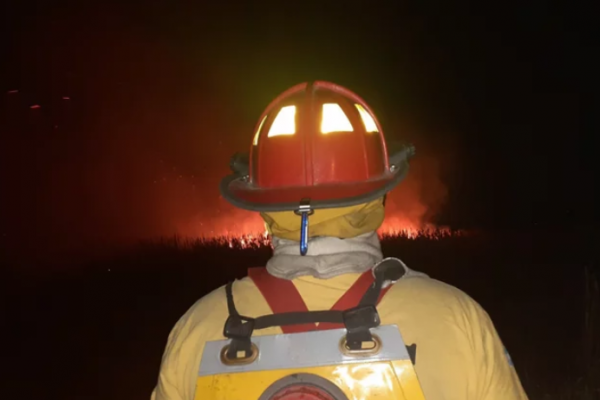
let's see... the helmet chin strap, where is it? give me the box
[294,199,313,256]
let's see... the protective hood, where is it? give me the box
[261,197,385,241]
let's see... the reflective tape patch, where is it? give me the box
[198,324,410,376]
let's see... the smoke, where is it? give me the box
[153,140,450,239]
[0,16,452,266]
[380,151,449,235]
[1,93,450,266]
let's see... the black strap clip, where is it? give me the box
[343,258,407,349]
[223,282,256,358]
[343,304,381,349]
[222,315,255,358]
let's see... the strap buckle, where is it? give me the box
[223,314,255,340]
[343,304,380,350]
[223,314,256,359]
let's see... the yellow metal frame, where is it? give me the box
[195,325,426,400]
[196,360,425,399]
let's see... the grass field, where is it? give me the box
[3,230,599,399]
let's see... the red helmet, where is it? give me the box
[221,81,414,212]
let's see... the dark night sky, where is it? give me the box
[0,1,594,264]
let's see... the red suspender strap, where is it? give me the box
[248,267,316,333]
[248,267,394,333]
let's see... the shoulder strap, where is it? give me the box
[316,272,393,331]
[248,267,394,333]
[248,267,316,333]
[224,259,406,358]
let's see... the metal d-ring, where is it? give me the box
[220,342,259,366]
[339,334,382,357]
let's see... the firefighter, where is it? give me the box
[151,81,528,400]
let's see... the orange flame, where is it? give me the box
[213,226,464,250]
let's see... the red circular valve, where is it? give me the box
[269,384,337,400]
[258,374,349,400]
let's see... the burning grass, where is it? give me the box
[144,227,470,251]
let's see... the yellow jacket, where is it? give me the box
[151,271,528,400]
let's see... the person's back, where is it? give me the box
[152,265,527,399]
[151,81,528,400]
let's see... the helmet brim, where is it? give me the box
[220,146,414,212]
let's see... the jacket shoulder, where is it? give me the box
[173,275,272,340]
[387,274,485,314]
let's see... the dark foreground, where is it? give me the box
[2,230,599,400]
